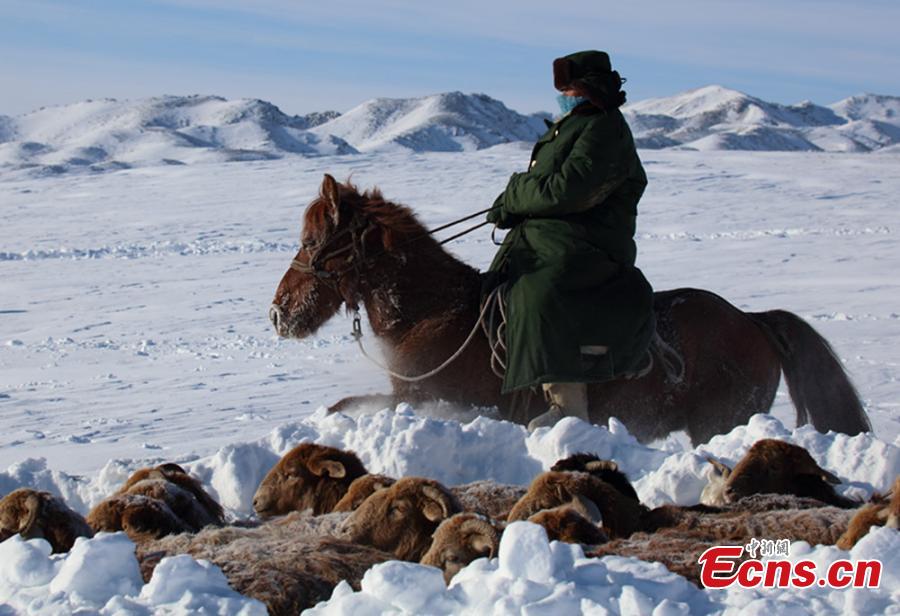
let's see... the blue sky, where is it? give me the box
[1,0,898,116]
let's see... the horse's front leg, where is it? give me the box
[327,393,397,415]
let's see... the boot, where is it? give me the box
[527,382,590,431]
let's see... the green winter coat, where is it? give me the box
[487,104,654,393]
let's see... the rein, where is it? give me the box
[289,206,496,308]
[288,204,500,382]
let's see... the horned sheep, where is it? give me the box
[701,439,855,508]
[507,470,646,538]
[0,488,93,553]
[837,476,900,549]
[420,512,502,583]
[341,476,463,561]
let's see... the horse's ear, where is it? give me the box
[321,174,341,227]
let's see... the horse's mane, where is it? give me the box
[305,180,429,250]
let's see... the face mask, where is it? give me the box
[557,94,588,115]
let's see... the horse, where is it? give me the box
[268,174,871,446]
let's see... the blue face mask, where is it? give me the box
[557,94,588,115]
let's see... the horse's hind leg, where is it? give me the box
[327,393,397,415]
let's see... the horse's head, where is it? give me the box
[269,174,423,338]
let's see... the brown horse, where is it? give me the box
[269,175,871,445]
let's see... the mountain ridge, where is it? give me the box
[1,87,897,177]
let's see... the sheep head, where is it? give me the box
[712,440,848,507]
[332,474,395,512]
[341,477,462,561]
[253,443,368,518]
[420,513,501,583]
[507,471,644,538]
[551,453,639,502]
[0,489,93,552]
[527,499,609,545]
[87,494,191,542]
[117,463,225,525]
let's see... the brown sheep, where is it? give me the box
[332,474,395,512]
[116,463,225,525]
[507,471,646,538]
[550,453,640,502]
[253,443,368,518]
[0,489,93,553]
[86,494,193,542]
[341,477,462,561]
[137,512,392,616]
[420,513,502,583]
[836,476,900,549]
[702,439,856,508]
[590,502,854,585]
[450,480,528,520]
[527,498,609,545]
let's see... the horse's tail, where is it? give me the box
[750,310,871,436]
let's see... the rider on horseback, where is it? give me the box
[487,50,655,430]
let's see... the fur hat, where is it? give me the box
[553,51,626,111]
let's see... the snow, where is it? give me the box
[1,140,899,613]
[0,533,266,614]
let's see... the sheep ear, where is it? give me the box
[585,460,618,472]
[820,469,841,485]
[310,458,346,479]
[421,486,453,522]
[20,493,42,536]
[321,174,341,227]
[706,456,732,479]
[157,463,188,476]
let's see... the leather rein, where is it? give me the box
[288,206,496,311]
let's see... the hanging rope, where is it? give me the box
[351,284,506,383]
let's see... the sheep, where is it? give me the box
[450,480,528,520]
[253,443,368,518]
[507,471,646,538]
[115,463,225,526]
[590,503,854,585]
[836,476,899,549]
[137,511,392,616]
[701,439,856,508]
[332,474,395,512]
[420,513,502,583]
[86,494,193,543]
[86,463,225,539]
[0,489,93,553]
[341,477,463,561]
[550,453,640,502]
[527,497,609,545]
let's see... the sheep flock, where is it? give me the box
[1,438,897,615]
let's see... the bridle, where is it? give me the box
[288,212,375,311]
[288,205,497,311]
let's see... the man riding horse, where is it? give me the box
[487,50,655,430]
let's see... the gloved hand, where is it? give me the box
[486,188,523,230]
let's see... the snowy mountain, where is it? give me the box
[309,91,547,152]
[2,88,898,178]
[623,85,900,152]
[0,96,355,176]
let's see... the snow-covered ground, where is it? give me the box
[2,146,899,613]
